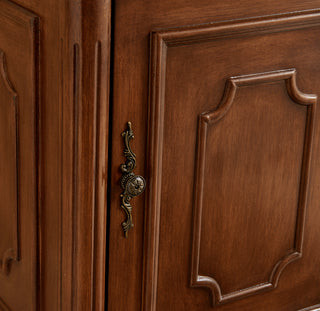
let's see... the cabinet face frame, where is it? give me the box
[59,0,111,310]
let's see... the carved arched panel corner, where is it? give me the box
[191,69,316,306]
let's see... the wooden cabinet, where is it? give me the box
[0,0,320,310]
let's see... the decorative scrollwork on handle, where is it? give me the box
[120,122,146,237]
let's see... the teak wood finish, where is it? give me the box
[1,0,320,310]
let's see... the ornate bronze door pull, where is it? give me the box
[120,122,146,237]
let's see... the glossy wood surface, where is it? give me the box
[108,1,320,310]
[3,0,320,309]
[0,0,111,310]
[0,1,38,309]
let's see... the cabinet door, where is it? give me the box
[0,0,39,310]
[108,1,320,310]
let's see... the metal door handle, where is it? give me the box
[120,122,146,237]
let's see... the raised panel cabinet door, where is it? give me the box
[0,0,39,310]
[108,1,320,311]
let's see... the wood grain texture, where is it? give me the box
[60,1,111,310]
[0,0,39,309]
[191,69,316,306]
[106,5,320,311]
[143,10,320,310]
[1,0,112,308]
[0,50,19,276]
[6,0,320,309]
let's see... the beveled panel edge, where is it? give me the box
[0,50,17,99]
[0,50,19,277]
[191,69,316,306]
[142,32,167,311]
[143,9,320,310]
[0,297,11,311]
[153,9,320,46]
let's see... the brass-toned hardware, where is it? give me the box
[120,122,146,238]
